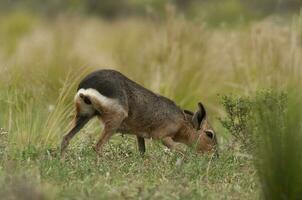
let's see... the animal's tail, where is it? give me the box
[79,93,92,105]
[75,88,125,117]
[74,89,100,116]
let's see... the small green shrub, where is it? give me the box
[220,95,252,151]
[220,90,287,152]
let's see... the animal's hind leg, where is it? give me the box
[137,136,146,155]
[83,90,128,154]
[61,115,90,157]
[93,125,115,154]
[93,115,125,154]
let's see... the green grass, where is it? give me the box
[0,11,302,199]
[0,139,257,199]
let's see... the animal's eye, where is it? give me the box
[205,130,214,139]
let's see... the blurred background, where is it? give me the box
[1,0,302,23]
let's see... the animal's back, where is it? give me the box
[78,69,184,131]
[78,69,126,99]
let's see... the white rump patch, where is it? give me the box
[74,89,94,115]
[75,88,127,116]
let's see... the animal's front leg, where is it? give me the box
[162,137,176,149]
[162,137,185,155]
[136,136,146,155]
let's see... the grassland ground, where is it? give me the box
[0,134,258,199]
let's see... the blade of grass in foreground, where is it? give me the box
[42,67,91,147]
[2,67,91,151]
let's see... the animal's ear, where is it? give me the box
[183,109,194,116]
[198,102,206,119]
[192,102,207,130]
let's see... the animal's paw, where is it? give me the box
[92,146,102,156]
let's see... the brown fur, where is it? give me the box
[60,70,218,157]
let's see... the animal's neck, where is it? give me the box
[178,122,200,147]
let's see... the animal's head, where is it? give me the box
[184,102,218,156]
